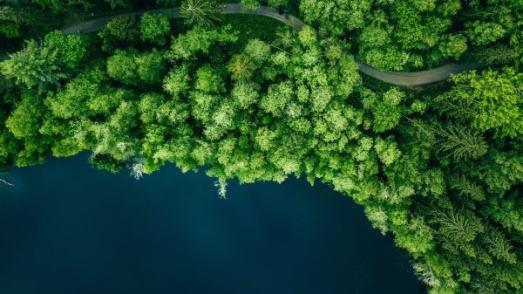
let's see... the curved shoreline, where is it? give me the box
[5,4,481,87]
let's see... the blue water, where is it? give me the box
[0,154,422,294]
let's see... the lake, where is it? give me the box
[0,154,422,294]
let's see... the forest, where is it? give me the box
[0,0,522,293]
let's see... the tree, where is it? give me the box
[361,88,406,133]
[163,65,191,98]
[0,6,27,34]
[299,0,465,70]
[1,30,88,91]
[31,0,128,13]
[434,69,523,138]
[106,50,139,85]
[0,5,48,38]
[434,124,488,161]
[107,50,166,85]
[244,39,270,63]
[139,92,166,124]
[46,67,101,119]
[4,89,50,166]
[136,50,166,84]
[299,0,372,35]
[98,15,139,51]
[91,101,140,162]
[194,65,224,93]
[2,4,522,293]
[180,0,219,26]
[228,54,256,80]
[167,25,238,60]
[140,12,171,45]
[466,21,506,46]
[6,91,45,139]
[231,81,259,109]
[44,30,88,69]
[0,40,66,92]
[438,34,468,60]
[259,81,293,117]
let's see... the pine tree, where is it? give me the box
[180,0,219,26]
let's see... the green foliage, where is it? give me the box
[167,25,238,60]
[140,12,171,45]
[44,31,88,69]
[435,69,523,138]
[180,0,219,26]
[434,124,488,161]
[31,0,128,12]
[267,0,288,8]
[374,137,401,166]
[395,216,434,255]
[231,81,259,109]
[244,39,270,63]
[0,6,26,25]
[3,89,50,166]
[0,40,66,92]
[228,54,256,80]
[1,3,523,294]
[107,50,165,85]
[6,91,44,139]
[155,0,178,7]
[484,227,517,264]
[438,34,468,60]
[300,0,462,70]
[98,15,139,51]
[300,0,371,35]
[0,5,48,39]
[106,50,138,84]
[362,88,406,133]
[45,66,116,119]
[163,66,191,98]
[471,46,519,66]
[240,0,260,10]
[300,0,521,70]
[448,176,485,202]
[466,21,506,46]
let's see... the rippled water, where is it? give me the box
[0,154,422,294]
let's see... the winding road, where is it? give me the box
[8,3,481,87]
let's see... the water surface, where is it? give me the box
[0,155,422,294]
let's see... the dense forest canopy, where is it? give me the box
[0,1,522,293]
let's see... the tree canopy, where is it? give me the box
[0,1,522,293]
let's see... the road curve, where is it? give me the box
[61,4,306,34]
[10,4,481,87]
[356,59,481,87]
